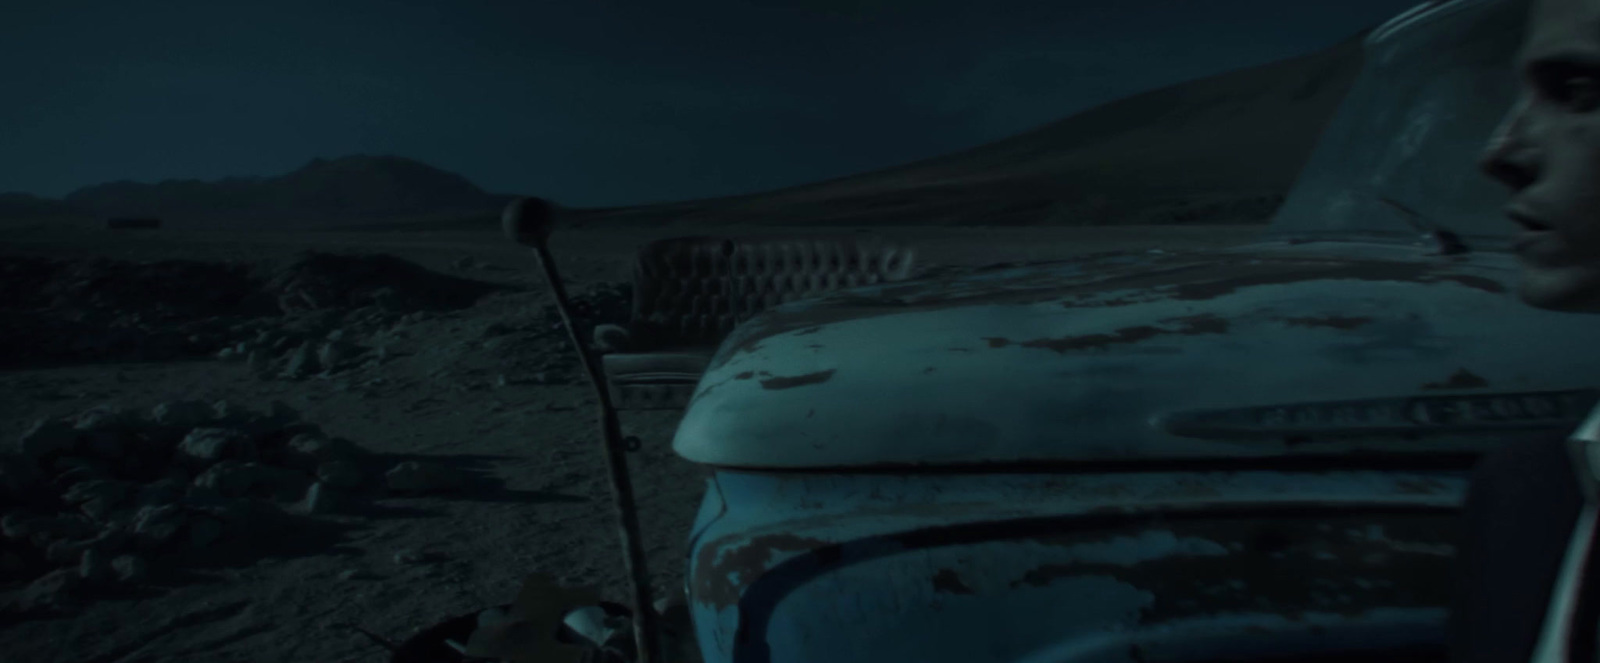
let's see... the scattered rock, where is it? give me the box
[3,399,376,608]
[261,465,315,501]
[393,549,425,565]
[200,498,290,545]
[210,400,258,428]
[592,324,632,353]
[298,482,341,515]
[246,350,270,374]
[0,455,46,504]
[46,535,102,566]
[287,434,360,468]
[62,480,136,520]
[2,513,36,540]
[62,479,135,507]
[0,551,25,579]
[316,341,343,371]
[79,549,112,585]
[563,605,632,652]
[372,287,402,312]
[135,478,187,507]
[273,335,298,353]
[5,514,96,544]
[187,515,224,548]
[79,427,128,461]
[196,461,310,501]
[178,428,258,465]
[11,568,83,613]
[150,400,214,428]
[131,505,188,549]
[182,484,228,509]
[385,462,467,495]
[269,252,502,314]
[316,461,365,490]
[72,405,136,431]
[15,419,78,459]
[81,497,125,521]
[285,340,320,378]
[264,400,304,429]
[52,455,106,476]
[111,554,148,583]
[192,461,262,499]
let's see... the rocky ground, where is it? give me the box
[0,223,1263,662]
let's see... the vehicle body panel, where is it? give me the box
[677,243,1600,467]
[689,470,1463,663]
[670,0,1571,661]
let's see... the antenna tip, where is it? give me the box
[502,197,558,247]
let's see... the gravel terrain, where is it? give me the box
[0,223,1264,662]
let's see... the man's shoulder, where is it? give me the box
[1451,425,1591,662]
[1469,430,1581,503]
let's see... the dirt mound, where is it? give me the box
[54,258,273,319]
[0,257,277,369]
[2,256,271,318]
[267,251,506,314]
[0,252,511,370]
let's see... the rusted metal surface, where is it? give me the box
[686,469,1465,663]
[674,241,1600,468]
[1421,368,1490,390]
[757,370,836,390]
[1279,315,1376,330]
[987,313,1232,354]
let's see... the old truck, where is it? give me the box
[659,0,1600,661]
[481,0,1597,661]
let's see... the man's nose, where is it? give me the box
[1479,104,1539,191]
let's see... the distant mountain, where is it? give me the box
[566,28,1372,227]
[37,155,509,228]
[0,192,89,221]
[9,27,1374,232]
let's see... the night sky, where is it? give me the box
[5,0,1422,207]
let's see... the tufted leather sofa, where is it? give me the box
[600,234,917,409]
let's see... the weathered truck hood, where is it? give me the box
[673,240,1600,468]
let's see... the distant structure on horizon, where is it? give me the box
[106,217,161,230]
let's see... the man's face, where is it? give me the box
[1481,0,1600,311]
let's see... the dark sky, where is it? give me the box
[5,0,1421,207]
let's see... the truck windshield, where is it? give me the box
[1266,0,1526,249]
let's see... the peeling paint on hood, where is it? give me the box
[673,241,1600,468]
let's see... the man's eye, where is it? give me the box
[1541,71,1600,112]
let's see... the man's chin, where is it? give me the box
[1516,265,1600,313]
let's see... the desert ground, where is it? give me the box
[0,222,1264,662]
